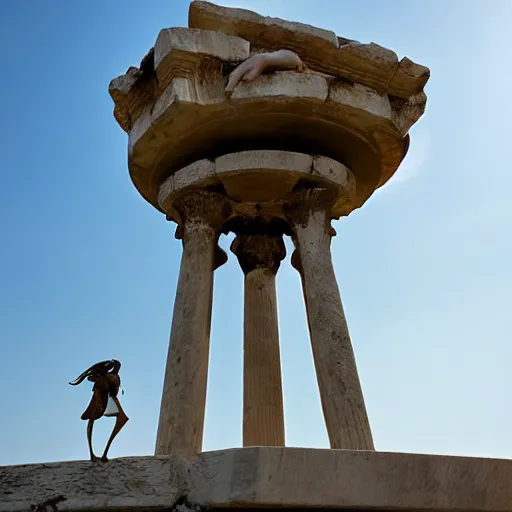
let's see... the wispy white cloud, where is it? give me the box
[388,124,431,185]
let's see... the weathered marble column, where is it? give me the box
[155,190,230,457]
[231,233,286,447]
[285,188,374,451]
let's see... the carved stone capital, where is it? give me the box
[172,189,231,271]
[231,234,286,275]
[173,189,231,236]
[284,187,338,233]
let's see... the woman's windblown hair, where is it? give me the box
[69,359,120,386]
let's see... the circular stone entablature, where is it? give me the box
[158,150,356,226]
[127,72,414,215]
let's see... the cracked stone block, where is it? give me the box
[188,2,430,99]
[3,448,512,512]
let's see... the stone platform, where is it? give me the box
[2,447,511,511]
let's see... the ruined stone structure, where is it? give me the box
[111,0,431,459]
[2,2,512,511]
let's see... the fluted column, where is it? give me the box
[155,190,230,457]
[231,233,286,447]
[285,188,374,451]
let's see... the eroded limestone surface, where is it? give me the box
[188,1,429,97]
[158,150,356,220]
[108,1,429,214]
[3,448,512,512]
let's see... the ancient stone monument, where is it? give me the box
[110,0,430,459]
[3,2,512,511]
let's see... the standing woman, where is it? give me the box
[69,359,129,462]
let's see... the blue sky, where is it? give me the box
[1,0,511,466]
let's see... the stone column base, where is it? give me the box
[2,447,511,511]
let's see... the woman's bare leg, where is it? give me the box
[87,419,98,462]
[101,397,129,462]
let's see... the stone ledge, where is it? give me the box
[189,1,429,98]
[110,2,429,134]
[109,27,250,132]
[0,455,182,512]
[158,151,355,209]
[125,69,419,214]
[154,27,249,72]
[2,447,511,512]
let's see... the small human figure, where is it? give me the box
[69,359,129,462]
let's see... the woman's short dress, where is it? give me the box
[81,374,121,420]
